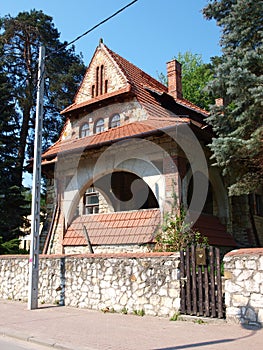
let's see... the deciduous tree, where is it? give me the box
[158,51,214,110]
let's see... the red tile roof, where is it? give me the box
[103,44,209,117]
[61,43,209,119]
[42,117,189,160]
[42,42,210,162]
[193,214,237,247]
[63,210,236,248]
[63,209,161,246]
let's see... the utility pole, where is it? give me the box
[28,46,45,310]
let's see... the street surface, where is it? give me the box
[0,300,262,350]
[0,336,49,350]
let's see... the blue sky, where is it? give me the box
[0,0,222,79]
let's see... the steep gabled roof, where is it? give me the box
[42,42,210,162]
[61,42,208,119]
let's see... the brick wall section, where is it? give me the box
[223,248,263,326]
[0,252,180,318]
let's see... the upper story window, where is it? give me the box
[94,118,104,133]
[80,123,90,138]
[110,114,121,129]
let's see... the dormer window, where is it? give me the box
[110,114,120,129]
[94,118,104,133]
[80,123,90,138]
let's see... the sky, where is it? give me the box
[0,0,222,79]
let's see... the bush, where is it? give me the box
[155,207,208,252]
[0,236,28,255]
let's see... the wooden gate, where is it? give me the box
[180,245,224,318]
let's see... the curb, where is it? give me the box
[0,331,75,350]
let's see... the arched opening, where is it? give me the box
[94,171,159,212]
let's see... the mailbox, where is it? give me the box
[196,247,206,265]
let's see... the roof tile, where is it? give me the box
[63,209,161,246]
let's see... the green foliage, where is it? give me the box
[0,65,31,241]
[158,51,215,110]
[121,307,128,314]
[0,236,28,255]
[203,0,263,194]
[0,10,86,186]
[155,207,208,252]
[133,309,145,316]
[170,312,180,321]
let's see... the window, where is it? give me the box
[80,123,90,138]
[83,186,99,214]
[91,85,95,98]
[110,114,120,129]
[94,118,104,133]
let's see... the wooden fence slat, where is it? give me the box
[180,250,186,314]
[209,247,216,317]
[198,265,203,316]
[185,247,191,314]
[204,253,210,317]
[191,245,197,315]
[216,248,224,318]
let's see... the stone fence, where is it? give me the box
[0,252,180,318]
[223,248,263,326]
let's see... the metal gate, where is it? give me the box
[180,245,225,318]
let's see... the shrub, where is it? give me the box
[155,206,208,252]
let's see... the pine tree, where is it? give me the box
[0,10,86,186]
[0,63,29,243]
[203,0,263,195]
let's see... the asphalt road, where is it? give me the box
[0,336,49,350]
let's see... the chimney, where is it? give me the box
[166,59,183,99]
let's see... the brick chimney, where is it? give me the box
[166,59,183,99]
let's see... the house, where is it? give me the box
[40,40,261,255]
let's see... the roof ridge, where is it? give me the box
[102,43,168,93]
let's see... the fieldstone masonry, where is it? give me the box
[0,253,180,318]
[224,248,263,326]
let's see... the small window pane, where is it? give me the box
[94,119,104,133]
[110,114,120,128]
[80,123,90,138]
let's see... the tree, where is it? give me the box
[0,10,86,187]
[0,63,29,243]
[203,0,263,195]
[158,51,215,110]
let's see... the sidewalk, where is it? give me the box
[0,300,262,350]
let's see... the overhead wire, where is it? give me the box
[45,0,138,60]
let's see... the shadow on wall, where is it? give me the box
[54,257,65,306]
[238,304,262,330]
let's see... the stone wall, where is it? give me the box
[0,253,180,318]
[223,248,263,326]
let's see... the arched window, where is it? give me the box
[94,118,104,133]
[110,114,120,129]
[80,123,90,138]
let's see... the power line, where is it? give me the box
[52,0,139,55]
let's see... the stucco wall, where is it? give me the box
[0,253,180,318]
[223,248,263,326]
